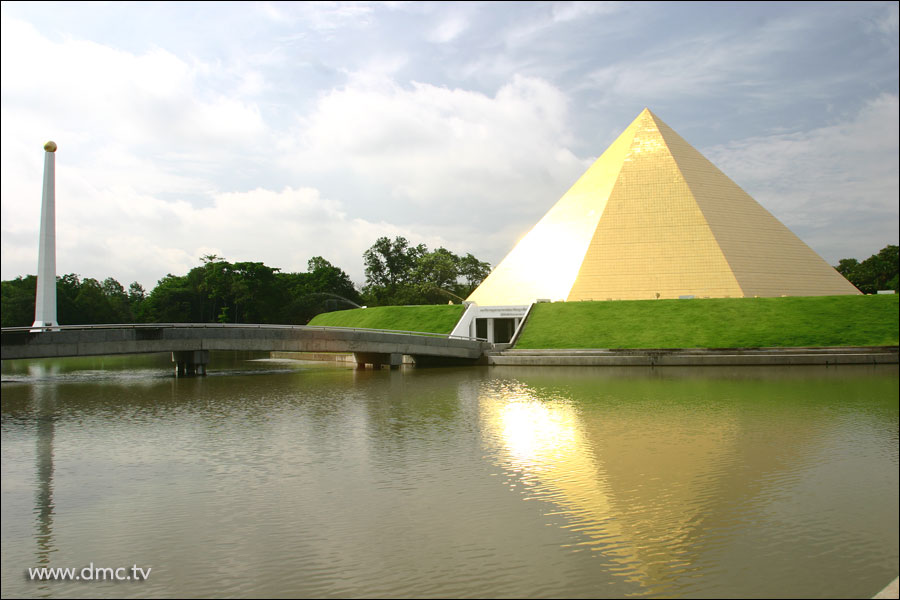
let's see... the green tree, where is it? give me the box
[361,237,491,306]
[363,236,426,305]
[835,245,899,294]
[56,274,82,324]
[276,258,362,323]
[230,261,282,323]
[143,274,195,322]
[457,253,492,297]
[836,258,859,278]
[412,247,464,303]
[101,277,132,323]
[72,278,115,324]
[2,273,142,326]
[869,245,899,292]
[128,282,147,321]
[306,256,360,307]
[0,275,37,327]
[197,255,232,323]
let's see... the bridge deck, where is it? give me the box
[1,324,490,365]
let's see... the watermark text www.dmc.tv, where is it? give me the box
[27,563,151,582]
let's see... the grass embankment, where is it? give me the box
[514,295,899,349]
[307,304,465,335]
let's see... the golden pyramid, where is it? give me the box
[467,108,860,305]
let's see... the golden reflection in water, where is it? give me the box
[478,379,761,593]
[497,398,577,467]
[479,381,652,586]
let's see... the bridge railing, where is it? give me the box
[1,323,488,343]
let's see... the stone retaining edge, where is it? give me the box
[488,347,898,366]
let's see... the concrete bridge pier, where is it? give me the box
[172,350,210,377]
[353,352,403,370]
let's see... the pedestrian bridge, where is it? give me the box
[0,324,491,374]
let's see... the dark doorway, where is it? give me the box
[493,318,515,344]
[475,318,488,340]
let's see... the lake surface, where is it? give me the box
[1,354,897,598]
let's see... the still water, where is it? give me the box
[1,354,897,599]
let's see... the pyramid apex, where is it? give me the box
[632,107,659,126]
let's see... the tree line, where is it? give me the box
[834,244,898,295]
[0,254,362,327]
[0,237,492,327]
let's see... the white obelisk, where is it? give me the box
[32,141,59,331]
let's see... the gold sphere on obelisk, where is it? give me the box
[44,141,57,152]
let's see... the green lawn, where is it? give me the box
[307,304,465,334]
[514,295,899,349]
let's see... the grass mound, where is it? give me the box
[307,304,465,335]
[514,295,898,349]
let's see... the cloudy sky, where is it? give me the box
[1,1,897,291]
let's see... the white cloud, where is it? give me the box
[2,162,461,288]
[498,1,625,50]
[287,75,588,237]
[0,12,281,285]
[551,1,621,23]
[0,14,268,169]
[258,1,375,32]
[428,14,469,44]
